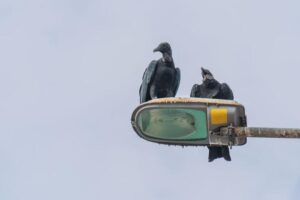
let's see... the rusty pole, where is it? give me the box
[221,127,300,138]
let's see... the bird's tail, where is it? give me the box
[208,146,231,162]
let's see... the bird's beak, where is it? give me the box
[201,67,206,78]
[153,46,160,53]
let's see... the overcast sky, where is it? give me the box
[0,0,300,199]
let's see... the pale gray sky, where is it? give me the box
[0,0,300,199]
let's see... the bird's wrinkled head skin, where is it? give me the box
[201,67,216,87]
[201,67,214,81]
[153,42,172,55]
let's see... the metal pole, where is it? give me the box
[221,127,300,138]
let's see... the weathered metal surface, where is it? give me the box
[146,97,241,106]
[220,127,300,138]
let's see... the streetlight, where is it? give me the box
[131,97,300,147]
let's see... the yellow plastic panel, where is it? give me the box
[210,108,228,125]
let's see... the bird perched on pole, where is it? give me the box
[139,42,181,103]
[190,67,234,162]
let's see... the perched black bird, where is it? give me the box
[139,42,180,103]
[190,67,234,162]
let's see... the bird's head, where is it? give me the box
[153,42,172,55]
[201,67,214,82]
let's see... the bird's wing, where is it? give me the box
[220,83,234,100]
[139,60,158,103]
[139,68,147,95]
[190,84,200,97]
[173,68,181,96]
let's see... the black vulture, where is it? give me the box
[139,42,180,103]
[190,67,233,162]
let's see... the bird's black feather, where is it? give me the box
[190,68,233,162]
[139,60,158,103]
[139,43,180,103]
[173,68,181,95]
